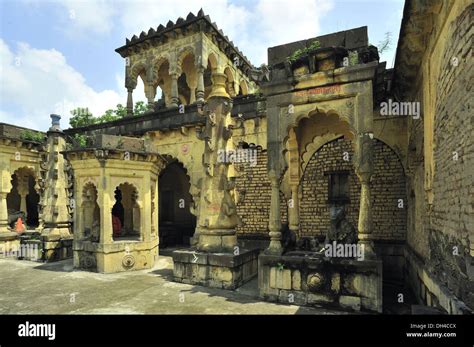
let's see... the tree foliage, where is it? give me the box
[69,102,148,128]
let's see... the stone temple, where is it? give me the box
[0,0,472,314]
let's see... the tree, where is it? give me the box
[69,108,95,128]
[69,102,149,128]
[133,101,148,116]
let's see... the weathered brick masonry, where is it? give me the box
[235,147,287,236]
[427,4,473,308]
[300,137,406,240]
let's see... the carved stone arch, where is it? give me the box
[150,55,170,86]
[300,133,345,175]
[289,108,355,137]
[206,51,219,72]
[160,154,199,214]
[113,181,142,237]
[223,66,236,97]
[238,79,249,95]
[373,137,407,176]
[129,60,147,86]
[11,166,39,194]
[177,46,196,70]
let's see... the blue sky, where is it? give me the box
[0,0,404,130]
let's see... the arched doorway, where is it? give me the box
[158,161,196,248]
[112,182,141,241]
[6,168,40,229]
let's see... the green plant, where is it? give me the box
[349,51,359,66]
[376,32,392,54]
[287,40,321,63]
[19,130,45,142]
[72,134,87,148]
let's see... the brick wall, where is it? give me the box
[300,137,406,240]
[426,4,473,308]
[235,147,287,236]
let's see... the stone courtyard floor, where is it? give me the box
[0,256,352,315]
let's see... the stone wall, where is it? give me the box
[425,3,473,310]
[401,1,473,312]
[235,147,287,236]
[300,137,406,240]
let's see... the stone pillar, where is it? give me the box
[125,75,136,117]
[288,184,300,235]
[355,132,375,258]
[99,174,113,244]
[266,170,283,255]
[40,115,72,239]
[145,83,156,111]
[195,75,238,252]
[17,172,29,218]
[196,67,205,103]
[170,72,180,108]
[0,192,10,233]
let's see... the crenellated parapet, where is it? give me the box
[116,9,257,113]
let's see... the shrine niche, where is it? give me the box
[112,182,141,240]
[65,134,164,273]
[80,182,100,242]
[6,167,40,229]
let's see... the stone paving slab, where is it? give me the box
[0,256,352,315]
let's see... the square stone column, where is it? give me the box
[172,75,258,289]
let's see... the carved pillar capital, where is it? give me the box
[209,73,230,99]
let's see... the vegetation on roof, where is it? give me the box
[69,101,148,129]
[19,129,46,142]
[287,40,321,64]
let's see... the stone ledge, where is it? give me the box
[172,248,259,290]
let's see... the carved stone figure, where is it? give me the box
[326,205,357,244]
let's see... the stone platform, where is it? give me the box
[259,252,383,312]
[172,248,259,290]
[0,232,20,258]
[74,239,158,273]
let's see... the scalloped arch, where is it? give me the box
[300,133,344,175]
[177,46,195,69]
[288,107,354,137]
[130,60,147,83]
[115,181,141,207]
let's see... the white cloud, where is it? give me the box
[116,0,333,66]
[55,0,117,37]
[0,0,336,131]
[0,39,136,131]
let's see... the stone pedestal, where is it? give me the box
[42,234,73,262]
[259,253,383,313]
[172,248,259,289]
[74,240,158,273]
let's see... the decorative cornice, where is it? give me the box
[115,9,254,72]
